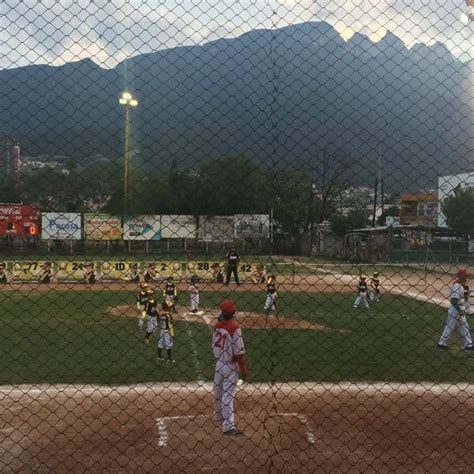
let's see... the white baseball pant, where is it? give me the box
[158,330,173,349]
[439,311,473,348]
[213,360,239,432]
[353,294,369,308]
[264,294,276,311]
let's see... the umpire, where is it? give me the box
[225,247,240,286]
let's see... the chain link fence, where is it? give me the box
[1,0,473,471]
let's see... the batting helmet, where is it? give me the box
[220,299,236,316]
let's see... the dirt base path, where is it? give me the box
[1,383,472,472]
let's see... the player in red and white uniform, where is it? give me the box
[438,269,473,350]
[353,276,369,309]
[212,299,248,436]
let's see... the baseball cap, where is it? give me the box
[457,269,471,278]
[220,299,236,315]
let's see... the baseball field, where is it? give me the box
[1,267,473,471]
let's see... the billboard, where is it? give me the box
[198,216,234,242]
[84,214,122,240]
[234,214,270,239]
[0,205,39,239]
[123,215,161,241]
[161,215,197,239]
[41,213,81,240]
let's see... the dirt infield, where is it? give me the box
[1,383,473,472]
[108,305,339,332]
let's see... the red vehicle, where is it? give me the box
[0,204,39,239]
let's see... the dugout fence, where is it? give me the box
[1,0,473,472]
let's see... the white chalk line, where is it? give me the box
[182,313,205,384]
[155,414,208,447]
[155,412,316,448]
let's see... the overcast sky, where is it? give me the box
[2,0,473,70]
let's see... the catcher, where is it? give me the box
[157,300,175,363]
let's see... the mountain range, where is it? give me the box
[1,21,472,193]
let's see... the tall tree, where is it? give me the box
[442,187,474,238]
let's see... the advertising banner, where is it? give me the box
[11,261,51,282]
[41,213,81,240]
[85,214,122,240]
[100,261,141,282]
[234,214,270,239]
[161,215,197,239]
[123,215,161,241]
[198,216,234,242]
[185,261,225,282]
[142,261,182,282]
[55,261,87,282]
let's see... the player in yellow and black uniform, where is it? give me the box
[353,275,369,309]
[264,274,277,313]
[136,283,149,330]
[369,272,381,302]
[163,277,178,313]
[157,300,175,363]
[143,289,159,345]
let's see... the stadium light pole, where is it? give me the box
[118,91,138,215]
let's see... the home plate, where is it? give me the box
[188,311,204,316]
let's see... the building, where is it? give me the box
[399,192,438,226]
[1,141,21,178]
[438,172,474,227]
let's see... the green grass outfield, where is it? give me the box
[1,289,473,385]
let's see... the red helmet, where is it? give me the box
[457,269,471,279]
[220,299,236,316]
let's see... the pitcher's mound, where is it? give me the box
[108,305,344,332]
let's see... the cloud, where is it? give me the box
[2,0,472,70]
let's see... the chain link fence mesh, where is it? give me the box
[1,0,473,471]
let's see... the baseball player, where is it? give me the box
[369,272,381,302]
[38,262,53,284]
[188,277,200,314]
[438,269,473,350]
[264,274,277,313]
[0,263,8,284]
[83,262,97,284]
[143,288,159,345]
[143,263,157,283]
[157,300,175,362]
[136,283,149,329]
[129,263,140,283]
[212,299,248,436]
[163,276,178,312]
[225,248,240,286]
[353,275,370,309]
